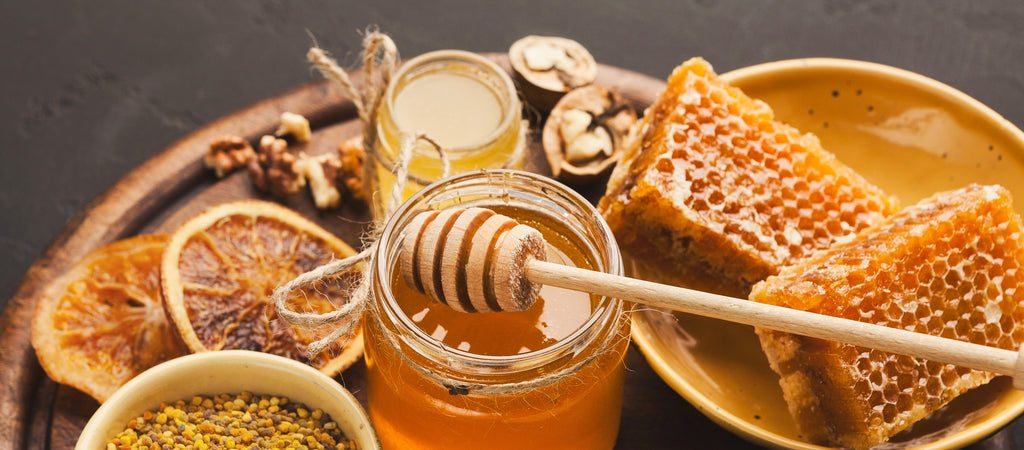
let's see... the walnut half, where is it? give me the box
[204,136,255,177]
[337,137,368,203]
[296,153,343,209]
[275,111,312,143]
[542,85,637,185]
[247,135,305,197]
[509,35,597,113]
[294,137,368,210]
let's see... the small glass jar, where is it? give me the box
[370,50,525,218]
[366,170,630,449]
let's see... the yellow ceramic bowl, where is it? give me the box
[631,58,1024,449]
[76,350,380,449]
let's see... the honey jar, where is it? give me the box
[367,170,630,449]
[370,51,525,218]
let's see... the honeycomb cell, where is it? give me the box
[935,276,952,296]
[978,236,995,253]
[925,377,942,397]
[998,334,1015,349]
[868,390,884,407]
[811,208,827,223]
[965,263,979,280]
[896,394,913,414]
[1013,328,1024,344]
[751,185,1024,449]
[1002,315,1016,333]
[868,369,884,388]
[917,264,934,283]
[961,296,979,316]
[912,387,927,405]
[895,371,914,389]
[842,307,862,321]
[654,158,674,175]
[940,367,959,388]
[882,403,898,424]
[884,302,904,323]
[882,361,900,379]
[899,313,917,329]
[900,272,917,288]
[985,322,1002,342]
[955,320,971,338]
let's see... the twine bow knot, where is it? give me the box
[273,30,449,358]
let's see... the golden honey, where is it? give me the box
[371,51,524,218]
[367,170,629,449]
[392,72,503,149]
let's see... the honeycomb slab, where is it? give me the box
[599,57,897,295]
[752,184,1024,449]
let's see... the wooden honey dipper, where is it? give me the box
[401,207,1024,387]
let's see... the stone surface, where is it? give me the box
[2,0,1023,447]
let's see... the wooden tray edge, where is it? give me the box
[0,54,666,448]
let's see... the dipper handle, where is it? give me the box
[528,258,1024,386]
[400,207,1024,384]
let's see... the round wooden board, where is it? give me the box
[0,55,1014,450]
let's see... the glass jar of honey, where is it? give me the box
[366,170,630,449]
[370,50,525,218]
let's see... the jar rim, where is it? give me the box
[372,170,624,378]
[382,50,520,154]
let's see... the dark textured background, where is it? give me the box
[3,0,1023,447]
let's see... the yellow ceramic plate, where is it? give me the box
[630,58,1024,449]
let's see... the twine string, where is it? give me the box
[277,29,403,357]
[360,33,397,148]
[306,29,395,152]
[271,129,446,357]
[277,31,617,396]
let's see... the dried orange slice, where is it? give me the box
[31,234,188,403]
[161,200,363,376]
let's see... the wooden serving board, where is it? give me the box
[0,55,1012,449]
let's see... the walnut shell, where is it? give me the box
[509,35,597,113]
[542,85,637,185]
